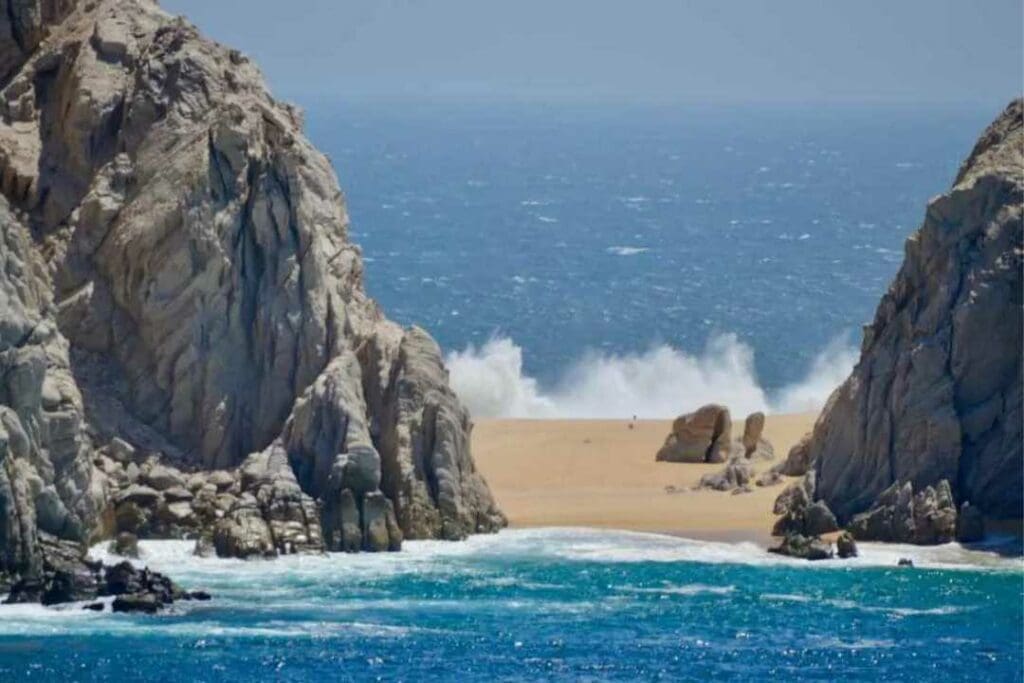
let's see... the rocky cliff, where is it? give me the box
[777,100,1022,541]
[0,0,504,587]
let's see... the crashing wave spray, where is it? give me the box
[446,333,858,418]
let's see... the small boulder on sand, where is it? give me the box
[655,404,733,463]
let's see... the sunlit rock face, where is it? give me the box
[0,0,504,578]
[798,100,1023,529]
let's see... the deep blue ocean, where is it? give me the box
[0,532,1020,681]
[302,102,997,417]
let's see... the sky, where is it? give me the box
[162,0,1022,106]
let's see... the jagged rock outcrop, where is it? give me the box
[4,531,207,609]
[846,480,958,545]
[0,0,505,590]
[775,100,1023,540]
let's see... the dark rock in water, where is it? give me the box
[2,534,202,612]
[897,558,915,568]
[82,602,105,612]
[782,100,1023,526]
[956,502,986,543]
[41,566,100,606]
[112,594,161,614]
[110,532,140,558]
[836,531,859,559]
[185,590,212,601]
[768,533,833,561]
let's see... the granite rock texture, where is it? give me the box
[782,100,1023,536]
[0,0,504,588]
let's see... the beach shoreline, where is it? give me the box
[471,413,818,545]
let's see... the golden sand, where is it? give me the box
[471,413,817,543]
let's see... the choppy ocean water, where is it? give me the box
[306,102,996,417]
[0,530,1020,681]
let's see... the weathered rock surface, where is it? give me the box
[656,404,733,463]
[846,480,957,545]
[0,0,505,590]
[772,100,1023,540]
[658,405,774,470]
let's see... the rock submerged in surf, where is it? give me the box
[2,534,210,613]
[767,533,833,561]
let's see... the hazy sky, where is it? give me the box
[162,0,1021,105]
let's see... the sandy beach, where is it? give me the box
[472,412,817,544]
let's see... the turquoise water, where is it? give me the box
[1,530,1020,681]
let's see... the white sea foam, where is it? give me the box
[446,333,857,418]
[606,245,649,256]
[0,529,1016,637]
[616,583,736,597]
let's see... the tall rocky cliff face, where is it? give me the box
[0,0,504,584]
[789,100,1022,534]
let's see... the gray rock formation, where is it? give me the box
[846,480,957,545]
[0,0,504,587]
[777,100,1023,536]
[697,460,754,492]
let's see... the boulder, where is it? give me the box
[697,461,754,492]
[836,531,858,559]
[206,471,236,492]
[112,594,161,614]
[755,470,782,488]
[741,412,765,455]
[656,404,732,463]
[115,485,161,507]
[143,465,187,492]
[741,412,774,459]
[768,533,833,561]
[163,486,194,503]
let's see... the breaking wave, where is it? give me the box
[446,333,858,418]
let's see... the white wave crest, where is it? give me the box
[446,333,856,419]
